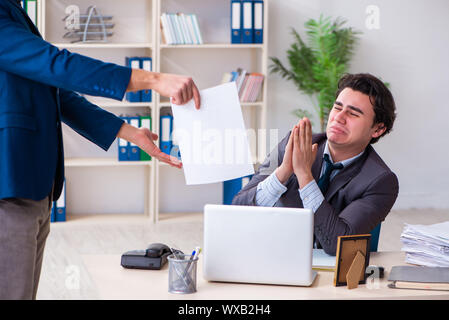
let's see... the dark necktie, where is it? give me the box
[317,153,343,195]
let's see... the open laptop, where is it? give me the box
[203,204,317,286]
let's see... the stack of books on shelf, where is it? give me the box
[160,13,203,45]
[400,221,449,267]
[221,68,264,102]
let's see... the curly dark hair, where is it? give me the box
[335,73,396,144]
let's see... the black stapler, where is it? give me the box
[120,243,182,270]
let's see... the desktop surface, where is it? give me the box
[82,251,449,300]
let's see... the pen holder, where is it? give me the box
[168,254,198,294]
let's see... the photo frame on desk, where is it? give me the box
[333,234,371,288]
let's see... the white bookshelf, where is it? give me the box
[65,158,152,167]
[52,43,153,49]
[38,0,268,222]
[159,44,263,49]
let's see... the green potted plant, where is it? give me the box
[269,15,361,131]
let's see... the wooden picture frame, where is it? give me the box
[333,234,371,288]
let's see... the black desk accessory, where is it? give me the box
[121,243,183,270]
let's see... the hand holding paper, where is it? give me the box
[126,70,201,109]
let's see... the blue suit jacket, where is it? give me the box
[0,0,132,201]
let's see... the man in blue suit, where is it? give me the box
[0,0,200,299]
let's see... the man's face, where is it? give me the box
[326,88,385,151]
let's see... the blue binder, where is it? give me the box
[55,179,66,222]
[253,0,263,43]
[50,201,56,222]
[140,57,152,102]
[128,116,141,161]
[160,115,173,156]
[241,0,253,43]
[170,144,181,161]
[370,223,382,252]
[125,57,142,102]
[118,116,130,161]
[231,0,242,43]
[223,175,253,205]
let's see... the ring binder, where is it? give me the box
[241,0,253,43]
[128,116,141,161]
[160,115,173,156]
[253,0,264,43]
[231,0,242,43]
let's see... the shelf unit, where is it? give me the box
[52,43,153,49]
[38,0,268,222]
[160,44,263,49]
[64,158,152,167]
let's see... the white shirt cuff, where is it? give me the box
[255,171,288,206]
[298,180,324,213]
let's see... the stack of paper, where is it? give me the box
[400,221,449,267]
[312,249,336,271]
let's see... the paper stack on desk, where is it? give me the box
[312,249,336,271]
[400,221,449,267]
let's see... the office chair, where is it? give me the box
[370,223,382,252]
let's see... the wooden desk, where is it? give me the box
[82,252,449,300]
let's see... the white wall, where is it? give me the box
[65,0,449,214]
[267,0,449,209]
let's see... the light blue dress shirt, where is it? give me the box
[255,141,365,212]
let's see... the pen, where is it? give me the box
[192,247,201,260]
[187,247,201,274]
[183,246,200,278]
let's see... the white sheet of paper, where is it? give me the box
[312,249,336,270]
[171,82,255,185]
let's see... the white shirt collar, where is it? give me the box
[323,140,365,168]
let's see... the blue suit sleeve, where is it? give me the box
[0,10,131,100]
[59,89,124,151]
